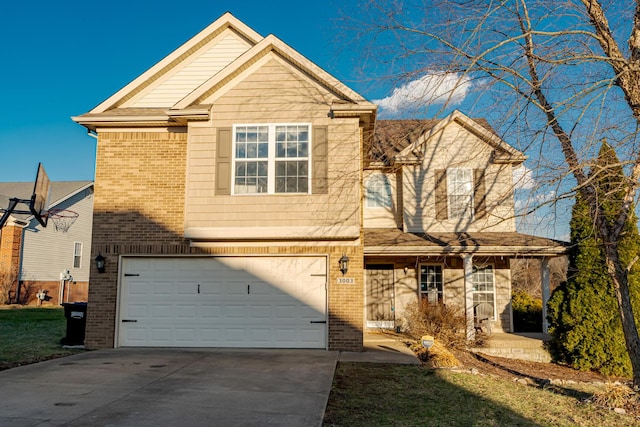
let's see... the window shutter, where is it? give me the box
[215,128,232,195]
[312,126,328,194]
[474,169,487,219]
[435,169,448,220]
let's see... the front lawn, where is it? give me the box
[323,363,636,426]
[0,307,84,369]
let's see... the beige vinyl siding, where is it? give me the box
[363,170,402,228]
[402,122,516,233]
[19,188,94,282]
[125,30,252,108]
[184,58,361,233]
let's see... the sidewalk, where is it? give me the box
[338,331,421,365]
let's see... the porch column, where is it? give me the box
[541,257,550,334]
[462,253,475,340]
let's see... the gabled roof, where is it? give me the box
[0,181,93,223]
[370,110,525,166]
[86,12,262,114]
[72,12,375,130]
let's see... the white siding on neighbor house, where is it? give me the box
[363,170,402,229]
[19,188,94,282]
[402,121,516,233]
[125,29,252,108]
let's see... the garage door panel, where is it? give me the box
[153,281,174,296]
[251,305,272,319]
[119,256,327,348]
[175,328,197,343]
[127,281,149,295]
[200,304,223,319]
[151,305,172,319]
[176,305,197,319]
[200,281,222,295]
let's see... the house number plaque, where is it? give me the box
[337,277,355,284]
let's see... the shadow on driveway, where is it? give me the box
[0,348,338,426]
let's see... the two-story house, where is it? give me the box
[73,13,375,351]
[73,13,565,351]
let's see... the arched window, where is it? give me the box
[365,174,392,208]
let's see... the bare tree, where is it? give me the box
[347,0,640,387]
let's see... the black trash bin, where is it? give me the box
[60,302,87,346]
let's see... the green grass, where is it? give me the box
[323,363,635,427]
[0,307,84,368]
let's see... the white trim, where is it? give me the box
[174,34,372,109]
[471,263,497,321]
[87,13,263,114]
[184,225,360,241]
[115,254,329,349]
[366,320,395,329]
[231,123,312,195]
[447,168,474,220]
[418,263,445,304]
[73,241,83,269]
[396,110,526,165]
[364,173,393,209]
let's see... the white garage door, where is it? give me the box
[118,256,327,348]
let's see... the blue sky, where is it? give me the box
[0,0,566,238]
[0,0,383,183]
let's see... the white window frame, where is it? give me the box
[231,123,312,195]
[447,168,474,219]
[472,264,496,320]
[365,173,393,208]
[73,242,82,269]
[419,264,444,305]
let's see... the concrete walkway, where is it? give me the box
[340,331,421,365]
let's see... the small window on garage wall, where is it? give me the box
[73,242,82,269]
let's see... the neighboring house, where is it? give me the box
[363,114,566,338]
[72,13,565,351]
[0,181,93,305]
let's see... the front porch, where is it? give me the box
[472,332,551,363]
[364,228,569,341]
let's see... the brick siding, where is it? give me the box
[86,130,364,351]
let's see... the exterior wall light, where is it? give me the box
[339,254,349,276]
[95,253,106,273]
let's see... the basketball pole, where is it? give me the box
[0,198,32,228]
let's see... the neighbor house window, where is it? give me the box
[365,174,392,208]
[447,168,473,218]
[420,265,443,304]
[73,242,82,269]
[472,265,495,320]
[233,124,310,194]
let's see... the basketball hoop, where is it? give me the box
[45,208,79,233]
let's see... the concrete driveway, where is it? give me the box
[0,348,338,427]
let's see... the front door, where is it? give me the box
[365,264,395,329]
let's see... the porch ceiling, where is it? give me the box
[364,228,569,257]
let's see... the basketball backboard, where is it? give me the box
[29,163,50,227]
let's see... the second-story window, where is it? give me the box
[233,124,310,195]
[365,174,392,208]
[447,168,474,218]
